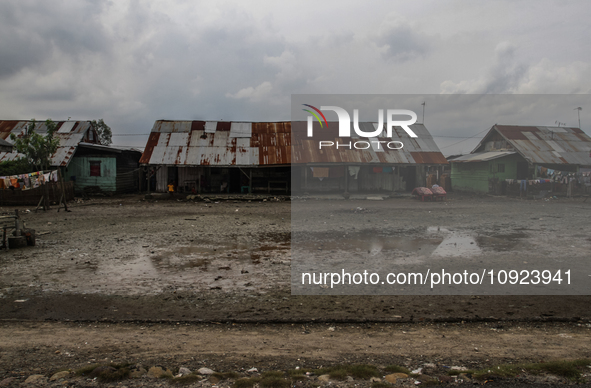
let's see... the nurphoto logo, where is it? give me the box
[303,104,418,150]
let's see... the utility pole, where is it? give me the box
[421,102,426,124]
[574,107,582,128]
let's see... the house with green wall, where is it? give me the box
[450,124,591,194]
[0,120,142,195]
[62,143,142,194]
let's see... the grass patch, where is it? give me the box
[234,377,261,388]
[259,376,290,388]
[348,365,380,379]
[317,364,379,380]
[172,374,202,385]
[420,379,441,387]
[50,367,70,375]
[288,369,310,376]
[533,359,590,379]
[384,365,410,375]
[88,364,131,382]
[75,364,101,376]
[463,359,591,381]
[262,371,285,379]
[447,369,477,376]
[328,368,348,380]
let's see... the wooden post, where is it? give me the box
[147,167,151,195]
[57,169,68,212]
[344,165,349,192]
[35,195,44,212]
[249,169,252,194]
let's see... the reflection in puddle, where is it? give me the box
[297,234,442,256]
[431,233,480,257]
[294,227,527,258]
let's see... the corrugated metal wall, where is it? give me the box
[116,153,140,193]
[156,167,168,193]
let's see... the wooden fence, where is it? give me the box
[0,181,74,206]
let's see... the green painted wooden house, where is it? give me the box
[63,143,142,194]
[450,124,591,194]
[0,120,142,195]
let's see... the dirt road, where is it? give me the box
[1,194,591,386]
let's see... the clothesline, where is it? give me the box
[0,170,59,190]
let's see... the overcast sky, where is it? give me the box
[1,0,590,155]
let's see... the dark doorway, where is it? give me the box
[404,166,416,190]
[516,162,528,180]
[168,167,178,187]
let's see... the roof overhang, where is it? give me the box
[450,151,516,163]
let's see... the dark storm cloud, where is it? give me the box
[480,43,528,94]
[0,0,110,78]
[0,0,589,153]
[374,23,432,62]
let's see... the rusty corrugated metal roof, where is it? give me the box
[471,125,591,166]
[140,120,447,166]
[0,120,99,167]
[451,151,516,163]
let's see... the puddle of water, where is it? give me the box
[432,233,481,257]
[476,233,527,251]
[295,231,443,256]
[294,228,528,258]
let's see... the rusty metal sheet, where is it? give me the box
[141,120,446,166]
[485,125,591,166]
[204,121,217,133]
[0,120,99,167]
[229,122,252,138]
[57,121,75,133]
[469,125,591,167]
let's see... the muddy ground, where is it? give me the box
[1,193,591,386]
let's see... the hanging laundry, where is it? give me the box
[312,167,329,178]
[372,167,383,173]
[51,170,59,182]
[382,166,393,173]
[44,172,51,182]
[348,166,360,179]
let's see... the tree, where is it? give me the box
[90,119,112,146]
[10,119,60,171]
[0,158,34,176]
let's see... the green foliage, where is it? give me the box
[90,119,112,146]
[234,377,261,388]
[9,119,59,171]
[317,364,379,380]
[0,158,34,176]
[459,358,591,382]
[75,363,102,376]
[259,376,289,388]
[384,365,411,374]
